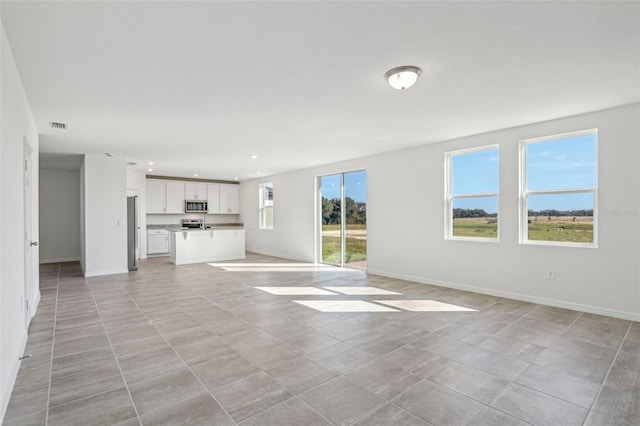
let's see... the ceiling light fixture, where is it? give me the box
[147,168,153,172]
[385,65,422,90]
[147,161,154,165]
[193,174,199,177]
[251,155,258,159]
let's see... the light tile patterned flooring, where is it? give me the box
[4,253,640,426]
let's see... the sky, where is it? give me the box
[452,132,596,213]
[320,170,367,202]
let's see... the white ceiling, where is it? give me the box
[2,1,638,180]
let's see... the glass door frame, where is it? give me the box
[316,168,366,268]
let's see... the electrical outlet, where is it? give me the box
[546,269,556,280]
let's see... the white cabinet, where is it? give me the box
[207,184,221,214]
[185,183,207,200]
[219,184,240,214]
[146,180,184,214]
[147,179,238,215]
[165,182,185,213]
[146,180,166,214]
[148,229,169,254]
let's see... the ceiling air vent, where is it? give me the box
[49,121,67,130]
[127,162,137,166]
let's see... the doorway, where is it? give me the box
[318,170,367,269]
[23,138,35,327]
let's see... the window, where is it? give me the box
[445,146,499,240]
[520,129,597,246]
[259,182,273,229]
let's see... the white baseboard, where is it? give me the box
[366,268,640,322]
[245,249,313,264]
[39,257,80,264]
[32,291,41,320]
[84,268,129,278]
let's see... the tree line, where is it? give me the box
[528,209,593,217]
[322,197,366,225]
[453,208,497,219]
[453,208,594,218]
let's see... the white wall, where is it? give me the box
[0,20,40,422]
[241,104,640,321]
[82,154,127,276]
[39,168,80,263]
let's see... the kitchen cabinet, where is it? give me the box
[219,184,240,214]
[146,180,166,213]
[207,184,221,214]
[146,180,184,213]
[185,183,207,200]
[170,228,245,265]
[165,181,185,213]
[147,229,169,254]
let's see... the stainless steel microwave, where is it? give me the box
[185,200,208,213]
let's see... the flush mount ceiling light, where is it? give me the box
[385,65,422,90]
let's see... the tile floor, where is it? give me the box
[3,253,640,426]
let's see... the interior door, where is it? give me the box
[23,138,35,326]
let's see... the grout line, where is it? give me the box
[85,276,142,425]
[117,279,239,425]
[44,263,61,426]
[582,321,633,425]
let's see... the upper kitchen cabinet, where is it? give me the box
[146,180,166,213]
[207,184,221,214]
[146,180,184,214]
[185,183,207,200]
[219,184,240,214]
[165,181,185,213]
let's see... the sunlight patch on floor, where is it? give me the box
[373,300,477,312]
[293,300,400,313]
[323,286,401,295]
[255,287,338,296]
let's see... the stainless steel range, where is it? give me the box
[181,218,204,229]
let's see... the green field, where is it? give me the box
[527,221,593,243]
[453,220,498,238]
[322,224,367,265]
[453,217,593,243]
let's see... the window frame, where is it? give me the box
[444,144,500,242]
[258,182,274,230]
[519,128,598,248]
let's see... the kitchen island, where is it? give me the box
[169,227,245,265]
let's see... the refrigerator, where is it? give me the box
[127,196,139,271]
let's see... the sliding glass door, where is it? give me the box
[319,170,367,269]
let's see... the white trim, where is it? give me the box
[366,268,640,322]
[39,257,80,264]
[84,268,129,277]
[246,249,312,264]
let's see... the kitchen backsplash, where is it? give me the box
[147,223,243,230]
[146,213,240,226]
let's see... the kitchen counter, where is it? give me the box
[169,228,245,265]
[148,223,243,231]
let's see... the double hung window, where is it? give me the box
[445,146,500,240]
